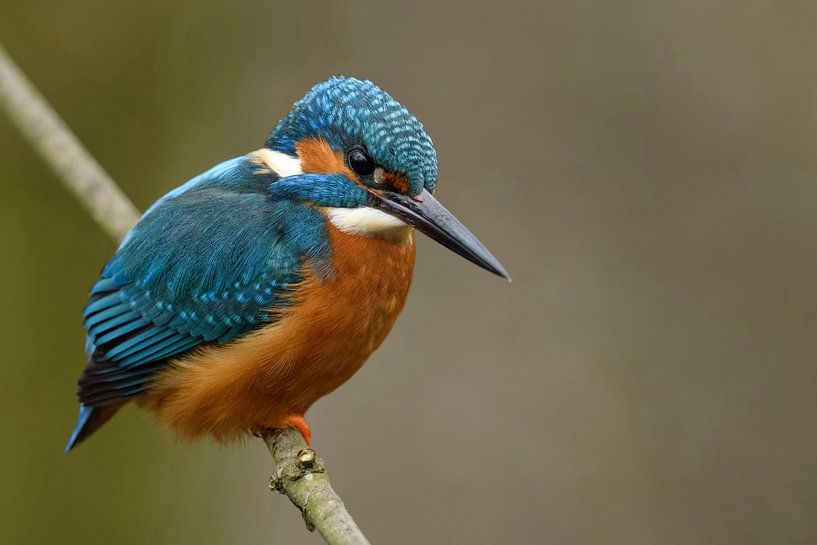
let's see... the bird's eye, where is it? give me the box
[347,148,375,177]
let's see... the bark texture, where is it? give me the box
[264,429,370,545]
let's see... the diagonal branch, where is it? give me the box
[0,45,140,242]
[0,43,369,545]
[265,429,371,545]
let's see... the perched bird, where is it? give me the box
[66,77,508,452]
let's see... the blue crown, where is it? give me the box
[267,77,437,194]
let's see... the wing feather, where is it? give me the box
[76,156,329,407]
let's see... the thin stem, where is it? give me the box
[264,429,371,545]
[0,44,140,243]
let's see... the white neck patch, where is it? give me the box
[326,207,411,241]
[253,148,410,241]
[251,148,303,177]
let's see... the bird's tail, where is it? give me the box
[64,403,122,452]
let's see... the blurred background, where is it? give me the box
[2,1,817,544]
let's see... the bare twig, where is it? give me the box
[265,429,371,545]
[0,44,140,242]
[0,42,369,545]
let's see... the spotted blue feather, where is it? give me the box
[76,156,334,408]
[268,76,437,194]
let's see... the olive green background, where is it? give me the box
[2,1,817,544]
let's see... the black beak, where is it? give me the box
[371,189,511,280]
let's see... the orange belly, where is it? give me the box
[137,224,415,443]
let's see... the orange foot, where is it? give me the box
[279,414,312,446]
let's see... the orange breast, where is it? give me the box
[138,223,416,443]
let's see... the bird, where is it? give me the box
[65,76,509,452]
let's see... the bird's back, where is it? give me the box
[69,155,326,449]
[68,152,416,448]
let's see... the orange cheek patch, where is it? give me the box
[296,138,358,181]
[380,171,410,193]
[295,137,411,194]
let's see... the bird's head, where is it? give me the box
[261,76,509,280]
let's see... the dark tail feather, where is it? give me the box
[64,403,122,452]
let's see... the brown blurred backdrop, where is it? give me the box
[2,1,817,544]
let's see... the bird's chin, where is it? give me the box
[324,206,413,242]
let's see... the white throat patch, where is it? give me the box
[326,207,411,241]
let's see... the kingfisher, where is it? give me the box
[66,77,509,452]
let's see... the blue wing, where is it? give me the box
[75,156,330,408]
